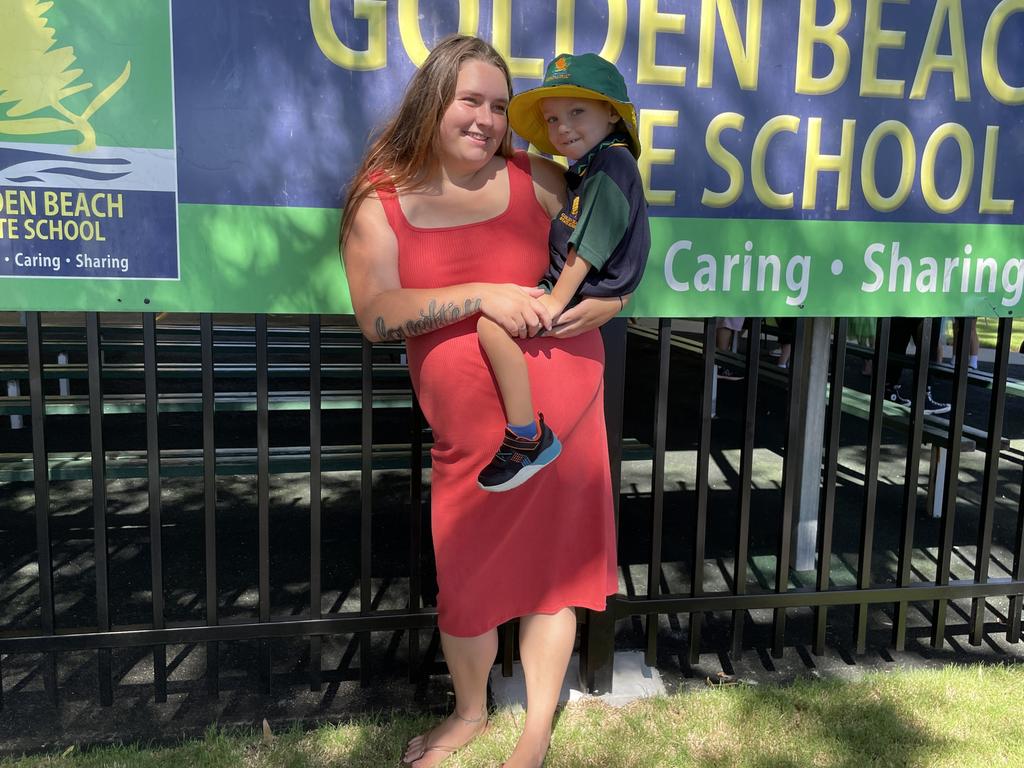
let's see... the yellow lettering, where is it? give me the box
[0,189,36,216]
[751,115,800,209]
[860,0,907,98]
[492,0,544,78]
[598,0,628,63]
[802,117,856,210]
[638,109,678,206]
[910,0,970,101]
[0,218,19,239]
[555,0,575,54]
[310,0,387,71]
[702,112,745,208]
[106,193,124,218]
[795,0,851,95]
[698,0,763,90]
[980,125,1014,215]
[35,192,118,219]
[861,120,915,212]
[637,0,686,86]
[398,0,479,67]
[921,123,974,214]
[982,0,1024,105]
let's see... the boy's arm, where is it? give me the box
[543,248,593,316]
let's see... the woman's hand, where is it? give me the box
[479,284,554,339]
[547,294,628,338]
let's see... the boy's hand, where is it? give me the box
[535,294,564,333]
[479,283,552,337]
[548,295,625,338]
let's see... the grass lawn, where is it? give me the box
[974,316,1024,352]
[3,664,1022,767]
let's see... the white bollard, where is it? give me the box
[58,352,70,396]
[7,379,23,429]
[710,365,718,419]
[930,446,948,519]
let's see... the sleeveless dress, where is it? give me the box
[377,151,619,637]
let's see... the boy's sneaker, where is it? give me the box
[884,384,911,407]
[477,414,562,492]
[923,387,950,416]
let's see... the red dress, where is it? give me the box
[378,151,618,637]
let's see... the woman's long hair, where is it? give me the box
[339,35,514,247]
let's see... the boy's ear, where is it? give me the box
[608,105,621,124]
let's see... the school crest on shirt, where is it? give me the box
[559,193,581,229]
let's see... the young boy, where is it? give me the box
[476,53,651,492]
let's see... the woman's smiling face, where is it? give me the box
[540,97,619,161]
[438,59,510,170]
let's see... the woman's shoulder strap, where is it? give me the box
[507,150,539,205]
[508,149,532,178]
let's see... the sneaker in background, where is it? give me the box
[884,383,911,407]
[923,387,950,416]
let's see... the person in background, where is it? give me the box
[848,317,876,376]
[716,317,746,380]
[884,317,950,415]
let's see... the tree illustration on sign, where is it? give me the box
[0,0,131,153]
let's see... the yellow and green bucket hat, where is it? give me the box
[508,53,641,159]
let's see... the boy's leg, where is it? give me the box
[477,316,534,427]
[476,317,562,492]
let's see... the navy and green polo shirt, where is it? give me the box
[543,132,651,300]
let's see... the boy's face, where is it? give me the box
[539,97,620,161]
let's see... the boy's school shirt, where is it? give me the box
[544,134,651,299]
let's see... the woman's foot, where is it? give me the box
[501,730,550,767]
[402,708,488,767]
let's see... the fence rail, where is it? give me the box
[0,311,1022,708]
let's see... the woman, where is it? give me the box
[341,36,620,768]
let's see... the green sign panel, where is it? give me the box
[1,1,1022,317]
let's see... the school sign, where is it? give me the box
[0,0,1021,316]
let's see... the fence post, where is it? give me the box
[578,318,628,694]
[579,605,615,694]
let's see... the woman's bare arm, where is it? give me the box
[527,154,568,218]
[343,195,551,342]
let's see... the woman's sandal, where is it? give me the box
[401,707,489,766]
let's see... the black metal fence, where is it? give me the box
[1,312,1022,709]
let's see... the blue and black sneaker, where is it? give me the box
[477,413,562,492]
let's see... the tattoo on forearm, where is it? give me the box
[374,297,482,341]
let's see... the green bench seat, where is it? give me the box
[0,389,413,417]
[0,362,410,382]
[0,438,654,483]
